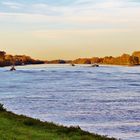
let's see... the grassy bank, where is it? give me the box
[0,104,116,140]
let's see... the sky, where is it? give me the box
[0,0,140,60]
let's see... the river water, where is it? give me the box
[0,64,140,140]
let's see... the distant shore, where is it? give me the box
[0,104,116,140]
[0,50,140,67]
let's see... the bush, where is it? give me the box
[23,118,40,126]
[0,104,6,111]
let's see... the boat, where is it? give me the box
[10,66,16,71]
[91,64,99,67]
[71,63,75,66]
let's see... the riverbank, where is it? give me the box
[0,104,116,140]
[0,50,140,67]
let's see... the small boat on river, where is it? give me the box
[91,64,99,67]
[10,65,16,71]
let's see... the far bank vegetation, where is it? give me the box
[0,51,140,67]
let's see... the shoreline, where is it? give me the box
[1,63,140,69]
[0,50,140,67]
[0,104,117,140]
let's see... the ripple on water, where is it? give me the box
[0,64,140,140]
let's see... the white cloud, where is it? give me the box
[1,1,24,9]
[32,3,49,8]
[0,0,140,31]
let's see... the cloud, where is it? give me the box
[0,0,140,31]
[0,11,136,26]
[31,28,132,40]
[1,1,24,9]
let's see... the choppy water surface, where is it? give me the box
[0,64,140,140]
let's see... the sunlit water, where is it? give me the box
[0,64,140,140]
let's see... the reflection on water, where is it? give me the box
[0,64,140,140]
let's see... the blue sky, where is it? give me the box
[0,0,140,59]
